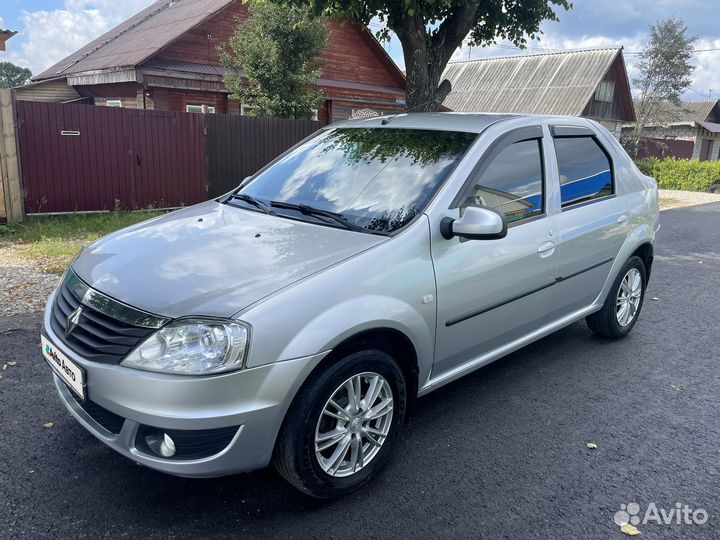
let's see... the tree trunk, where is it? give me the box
[392,1,480,112]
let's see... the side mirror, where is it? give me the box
[440,206,507,240]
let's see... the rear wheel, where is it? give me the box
[273,350,406,498]
[586,255,646,338]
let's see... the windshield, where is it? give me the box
[236,127,477,234]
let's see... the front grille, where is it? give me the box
[50,282,154,364]
[71,394,126,434]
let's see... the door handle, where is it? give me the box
[617,214,629,225]
[537,240,556,258]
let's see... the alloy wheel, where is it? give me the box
[314,372,394,478]
[616,267,642,326]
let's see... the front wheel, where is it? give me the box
[272,349,406,498]
[586,255,646,338]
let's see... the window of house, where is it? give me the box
[186,104,216,114]
[240,103,258,116]
[594,81,615,103]
[106,100,122,108]
[461,139,544,223]
[554,137,613,208]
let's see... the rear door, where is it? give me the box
[549,125,630,314]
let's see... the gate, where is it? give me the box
[16,101,207,213]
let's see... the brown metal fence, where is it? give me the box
[206,114,321,197]
[17,101,208,213]
[14,101,321,214]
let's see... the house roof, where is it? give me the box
[442,48,627,117]
[0,29,17,52]
[34,0,234,81]
[636,99,719,125]
[33,0,405,89]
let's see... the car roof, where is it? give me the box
[330,112,591,134]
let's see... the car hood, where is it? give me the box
[72,201,386,318]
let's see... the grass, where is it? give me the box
[0,211,165,274]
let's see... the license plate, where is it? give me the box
[42,335,85,400]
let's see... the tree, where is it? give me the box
[624,18,696,158]
[0,62,32,88]
[280,0,570,111]
[220,2,327,118]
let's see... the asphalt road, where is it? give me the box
[1,203,719,540]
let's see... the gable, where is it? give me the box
[582,53,635,122]
[150,2,405,90]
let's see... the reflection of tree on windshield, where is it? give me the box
[321,128,477,167]
[367,205,420,233]
[241,127,477,234]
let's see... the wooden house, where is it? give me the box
[20,0,406,124]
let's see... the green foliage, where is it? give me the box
[635,157,659,177]
[634,18,696,106]
[635,158,720,192]
[279,0,570,110]
[220,3,327,119]
[0,61,32,88]
[627,18,696,157]
[320,128,477,166]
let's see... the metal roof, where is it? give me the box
[34,0,234,81]
[637,99,718,125]
[442,48,623,116]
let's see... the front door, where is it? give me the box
[431,127,560,377]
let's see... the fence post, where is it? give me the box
[0,89,24,223]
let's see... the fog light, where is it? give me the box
[145,430,176,457]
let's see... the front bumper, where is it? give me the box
[43,292,326,477]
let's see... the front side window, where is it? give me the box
[239,128,477,234]
[554,137,613,208]
[461,139,544,223]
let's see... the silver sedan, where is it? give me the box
[41,112,659,497]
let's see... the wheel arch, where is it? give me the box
[315,327,420,423]
[631,242,654,283]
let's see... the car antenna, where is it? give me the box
[381,96,441,125]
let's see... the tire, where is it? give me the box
[272,349,406,498]
[586,255,646,338]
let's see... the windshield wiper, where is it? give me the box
[270,201,365,233]
[223,193,276,215]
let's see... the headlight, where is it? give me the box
[121,319,249,375]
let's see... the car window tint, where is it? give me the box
[461,139,544,223]
[554,137,613,207]
[241,128,477,234]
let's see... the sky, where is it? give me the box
[1,0,719,99]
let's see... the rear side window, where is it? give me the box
[461,139,544,223]
[554,137,613,208]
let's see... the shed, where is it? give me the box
[441,48,635,138]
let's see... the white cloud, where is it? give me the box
[4,0,154,76]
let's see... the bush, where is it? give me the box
[635,157,659,177]
[633,157,720,192]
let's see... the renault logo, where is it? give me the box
[65,306,83,337]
